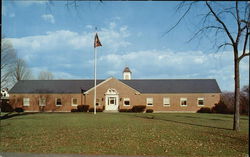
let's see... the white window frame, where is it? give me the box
[163,97,170,106]
[146,98,153,106]
[197,98,204,106]
[55,98,62,106]
[23,98,30,106]
[39,97,46,106]
[71,98,78,106]
[123,98,130,106]
[180,98,187,106]
[96,99,100,106]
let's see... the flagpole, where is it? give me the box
[94,38,97,115]
[93,27,102,115]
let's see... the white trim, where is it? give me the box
[84,77,113,94]
[23,98,30,106]
[123,98,130,106]
[146,98,153,106]
[197,97,205,106]
[84,77,141,94]
[180,98,187,107]
[105,88,119,95]
[55,98,62,106]
[71,98,78,106]
[105,88,119,111]
[96,98,101,106]
[123,72,131,80]
[163,97,170,106]
[39,97,46,106]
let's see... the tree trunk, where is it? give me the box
[233,49,240,131]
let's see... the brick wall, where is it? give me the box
[9,78,220,112]
[9,93,81,112]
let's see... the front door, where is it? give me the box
[106,96,118,111]
[105,88,119,111]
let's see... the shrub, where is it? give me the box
[132,105,146,113]
[71,109,78,112]
[119,109,132,112]
[97,108,103,112]
[77,105,89,112]
[119,109,127,112]
[212,101,229,114]
[146,109,154,113]
[14,107,24,113]
[127,109,133,112]
[89,108,103,112]
[89,108,94,112]
[197,107,212,113]
[0,100,14,112]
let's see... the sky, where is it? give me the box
[2,1,249,92]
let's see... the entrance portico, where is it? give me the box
[105,88,119,111]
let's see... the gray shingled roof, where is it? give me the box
[9,79,221,94]
[121,79,221,93]
[9,80,105,94]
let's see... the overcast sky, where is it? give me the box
[2,1,249,91]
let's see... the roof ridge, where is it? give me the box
[19,79,106,81]
[19,79,216,81]
[120,79,216,80]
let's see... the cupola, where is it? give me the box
[123,67,132,80]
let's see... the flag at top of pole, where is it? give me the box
[94,33,102,48]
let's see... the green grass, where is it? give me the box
[0,112,248,157]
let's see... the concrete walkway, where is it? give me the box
[0,152,163,157]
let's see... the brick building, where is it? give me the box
[9,67,221,112]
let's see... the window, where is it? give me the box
[96,99,100,106]
[39,98,46,106]
[146,98,153,106]
[197,98,204,106]
[72,98,78,106]
[180,98,187,106]
[23,98,30,106]
[163,97,170,106]
[56,98,62,106]
[123,98,130,106]
[108,97,116,105]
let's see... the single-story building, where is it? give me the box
[8,67,221,112]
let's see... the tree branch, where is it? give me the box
[206,1,235,44]
[239,52,250,61]
[218,43,233,49]
[217,10,237,21]
[240,25,247,32]
[162,2,197,37]
[239,26,249,61]
[235,1,241,45]
[188,25,224,42]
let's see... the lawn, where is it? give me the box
[0,112,248,157]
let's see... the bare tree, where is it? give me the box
[12,58,33,83]
[165,2,249,131]
[38,70,54,80]
[1,38,17,88]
